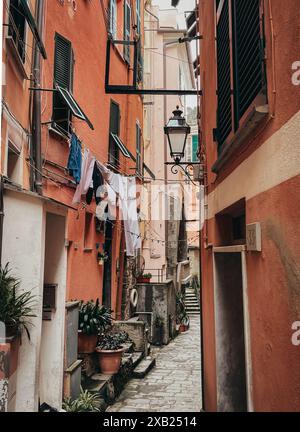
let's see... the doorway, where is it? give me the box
[103,220,114,309]
[213,246,252,412]
[39,212,67,409]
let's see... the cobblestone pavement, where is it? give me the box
[107,316,202,412]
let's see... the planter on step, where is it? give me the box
[179,323,189,333]
[95,347,124,374]
[78,331,98,354]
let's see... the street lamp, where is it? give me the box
[164,106,199,184]
[164,106,191,164]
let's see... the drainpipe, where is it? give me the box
[32,0,45,195]
[0,177,3,267]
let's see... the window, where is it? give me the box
[52,33,74,134]
[136,122,142,174]
[108,101,120,166]
[216,0,265,153]
[124,0,131,64]
[109,0,117,39]
[136,0,141,36]
[7,140,21,184]
[191,135,198,162]
[84,212,94,251]
[9,0,26,62]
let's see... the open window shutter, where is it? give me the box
[53,33,73,133]
[109,0,117,38]
[136,0,141,35]
[232,0,264,124]
[109,102,120,165]
[9,0,26,62]
[216,0,232,151]
[124,1,131,64]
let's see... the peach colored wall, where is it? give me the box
[42,0,143,315]
[199,0,300,411]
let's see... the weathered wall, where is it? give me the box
[136,280,175,345]
[199,0,300,412]
[2,190,45,412]
[42,0,144,316]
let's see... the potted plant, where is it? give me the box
[137,273,152,283]
[179,312,190,333]
[78,299,111,354]
[97,251,108,266]
[62,387,103,412]
[0,264,36,341]
[95,332,129,374]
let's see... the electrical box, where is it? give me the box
[246,222,262,252]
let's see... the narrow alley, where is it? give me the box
[107,317,202,413]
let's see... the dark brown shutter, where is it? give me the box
[233,0,264,123]
[216,0,232,150]
[52,33,73,133]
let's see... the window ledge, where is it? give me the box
[212,104,269,174]
[6,36,28,79]
[48,124,70,142]
[83,247,93,253]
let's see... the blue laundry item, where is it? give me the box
[67,133,82,184]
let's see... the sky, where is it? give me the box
[152,0,198,109]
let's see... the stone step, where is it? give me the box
[132,356,156,379]
[131,351,144,368]
[187,311,201,315]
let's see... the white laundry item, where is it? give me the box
[96,160,110,180]
[122,176,141,256]
[72,149,95,204]
[106,183,117,221]
[96,200,108,222]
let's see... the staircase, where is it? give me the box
[185,286,200,315]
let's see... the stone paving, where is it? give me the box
[107,316,202,412]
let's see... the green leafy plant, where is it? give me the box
[176,292,186,324]
[62,387,103,412]
[97,251,108,262]
[154,315,164,328]
[78,299,112,336]
[0,264,36,340]
[97,331,130,351]
[141,273,152,279]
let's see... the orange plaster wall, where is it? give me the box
[42,0,143,313]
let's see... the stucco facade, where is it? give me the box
[198,0,300,412]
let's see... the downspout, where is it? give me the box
[32,0,45,195]
[0,177,3,267]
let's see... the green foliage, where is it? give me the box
[97,331,130,351]
[62,388,103,412]
[78,299,112,336]
[141,273,152,279]
[0,263,36,340]
[176,292,189,325]
[154,315,164,328]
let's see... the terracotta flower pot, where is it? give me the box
[137,277,150,283]
[78,331,98,354]
[179,324,188,333]
[95,347,124,374]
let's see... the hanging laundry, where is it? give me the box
[121,176,141,257]
[72,149,95,204]
[67,133,82,184]
[86,163,104,205]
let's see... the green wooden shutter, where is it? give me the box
[192,135,198,162]
[136,0,141,35]
[52,33,73,134]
